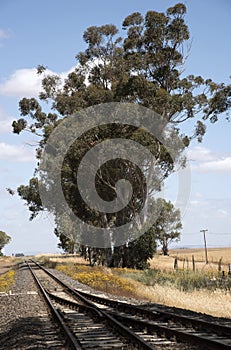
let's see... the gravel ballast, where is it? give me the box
[0,266,65,350]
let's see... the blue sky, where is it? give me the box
[0,0,231,255]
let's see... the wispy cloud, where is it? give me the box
[197,157,231,173]
[0,29,7,39]
[0,118,13,134]
[0,66,74,98]
[187,146,231,173]
[0,142,35,162]
[0,28,10,46]
[0,110,13,134]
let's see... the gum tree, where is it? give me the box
[10,3,230,267]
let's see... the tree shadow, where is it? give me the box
[0,316,65,349]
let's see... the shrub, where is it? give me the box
[56,264,136,297]
[0,270,15,292]
[136,268,231,292]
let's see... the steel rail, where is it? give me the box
[30,260,231,349]
[75,289,231,337]
[109,312,231,350]
[48,291,231,350]
[27,262,82,350]
[29,260,156,350]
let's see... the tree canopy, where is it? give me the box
[154,198,182,255]
[10,3,230,268]
[0,231,11,256]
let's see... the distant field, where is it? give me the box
[149,247,231,272]
[34,247,231,272]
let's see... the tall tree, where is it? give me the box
[0,231,11,256]
[10,3,230,267]
[154,199,182,255]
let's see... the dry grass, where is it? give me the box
[137,284,231,319]
[36,254,87,265]
[37,249,231,319]
[0,256,20,274]
[149,247,231,272]
[171,247,231,264]
[54,261,231,319]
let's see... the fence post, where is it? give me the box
[228,264,231,276]
[192,255,195,272]
[174,257,178,270]
[218,257,222,272]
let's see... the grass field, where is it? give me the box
[149,247,231,272]
[2,248,230,318]
[36,247,231,319]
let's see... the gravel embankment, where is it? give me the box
[0,266,66,350]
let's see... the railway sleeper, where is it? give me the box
[60,310,127,349]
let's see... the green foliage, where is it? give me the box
[0,231,11,255]
[17,178,43,220]
[154,198,182,255]
[54,213,80,254]
[137,268,231,292]
[10,3,230,267]
[56,264,138,298]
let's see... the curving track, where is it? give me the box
[27,260,154,349]
[27,260,231,350]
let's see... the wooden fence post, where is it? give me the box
[192,255,195,272]
[174,257,178,270]
[218,257,222,272]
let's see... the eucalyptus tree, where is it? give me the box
[11,3,230,267]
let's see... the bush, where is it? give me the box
[136,268,231,292]
[0,270,15,292]
[56,264,137,297]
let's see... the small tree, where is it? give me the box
[0,231,11,256]
[154,199,182,255]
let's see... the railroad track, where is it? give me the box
[27,260,155,349]
[75,289,231,349]
[27,260,231,349]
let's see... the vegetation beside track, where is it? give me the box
[33,250,231,318]
[135,268,231,292]
[56,264,140,298]
[0,270,15,292]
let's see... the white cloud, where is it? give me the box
[0,117,12,134]
[0,68,43,97]
[187,146,231,173]
[0,110,13,134]
[0,142,35,162]
[0,66,75,98]
[187,146,216,162]
[197,157,231,173]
